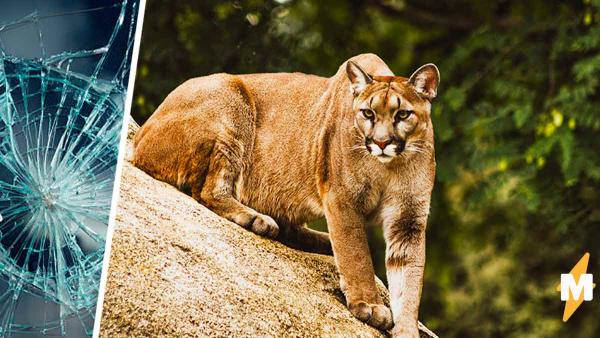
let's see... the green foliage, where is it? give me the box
[134,1,600,337]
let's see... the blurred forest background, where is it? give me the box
[132,1,600,337]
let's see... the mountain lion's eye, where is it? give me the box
[361,109,375,119]
[396,110,413,121]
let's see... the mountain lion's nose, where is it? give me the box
[373,138,392,150]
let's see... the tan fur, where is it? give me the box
[133,53,439,337]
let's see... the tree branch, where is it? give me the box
[368,0,518,31]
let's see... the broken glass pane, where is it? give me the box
[0,1,139,336]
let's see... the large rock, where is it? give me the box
[98,121,437,337]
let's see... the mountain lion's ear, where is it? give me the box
[408,63,440,100]
[346,60,373,96]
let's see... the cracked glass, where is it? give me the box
[0,1,139,336]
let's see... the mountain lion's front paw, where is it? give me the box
[390,321,419,338]
[348,301,393,330]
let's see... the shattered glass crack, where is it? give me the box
[0,1,138,336]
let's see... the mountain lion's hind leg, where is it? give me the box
[194,141,279,238]
[192,76,279,238]
[280,224,332,255]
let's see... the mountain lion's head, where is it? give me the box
[346,61,440,163]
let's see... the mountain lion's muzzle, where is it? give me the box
[365,136,406,161]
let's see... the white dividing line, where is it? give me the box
[92,0,147,336]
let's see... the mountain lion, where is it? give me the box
[133,53,439,337]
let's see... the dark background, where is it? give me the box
[131,1,600,337]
